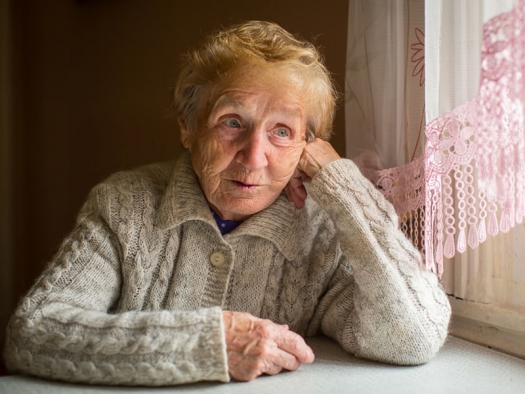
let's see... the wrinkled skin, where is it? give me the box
[180,64,340,381]
[180,65,311,222]
[285,138,341,209]
[222,311,315,381]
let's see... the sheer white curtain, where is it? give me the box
[345,0,427,254]
[345,0,425,170]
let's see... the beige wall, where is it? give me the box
[4,0,348,337]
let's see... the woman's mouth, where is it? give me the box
[233,180,257,189]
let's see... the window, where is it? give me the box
[345,0,525,357]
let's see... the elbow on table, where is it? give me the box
[3,313,54,378]
[377,307,451,366]
[356,329,447,366]
[384,333,447,366]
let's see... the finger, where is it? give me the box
[288,185,307,209]
[254,343,301,376]
[286,171,308,209]
[284,183,295,204]
[269,347,303,372]
[248,322,310,369]
[228,340,299,380]
[290,179,307,200]
[274,329,315,364]
[264,364,283,376]
[299,138,340,178]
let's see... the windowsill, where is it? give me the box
[1,335,525,393]
[449,296,525,359]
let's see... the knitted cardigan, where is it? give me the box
[4,153,451,386]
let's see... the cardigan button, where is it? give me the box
[210,251,226,267]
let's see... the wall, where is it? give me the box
[513,224,525,284]
[2,0,348,344]
[1,0,14,354]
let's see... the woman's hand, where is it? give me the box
[222,311,315,381]
[285,138,341,209]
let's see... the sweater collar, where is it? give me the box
[157,152,303,260]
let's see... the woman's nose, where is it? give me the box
[235,129,270,170]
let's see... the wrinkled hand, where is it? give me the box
[223,311,315,381]
[285,138,341,209]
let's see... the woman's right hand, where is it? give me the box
[222,311,315,381]
[285,138,341,209]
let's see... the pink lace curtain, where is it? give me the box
[349,0,525,276]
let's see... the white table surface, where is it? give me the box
[1,335,525,393]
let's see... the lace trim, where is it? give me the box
[368,1,525,276]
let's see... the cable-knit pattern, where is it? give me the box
[310,159,450,364]
[11,345,222,386]
[4,154,450,386]
[15,306,222,353]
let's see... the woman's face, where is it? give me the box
[180,65,308,222]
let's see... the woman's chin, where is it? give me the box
[212,197,277,222]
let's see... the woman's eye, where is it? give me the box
[222,118,241,128]
[274,128,290,138]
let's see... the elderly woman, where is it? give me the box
[4,21,451,386]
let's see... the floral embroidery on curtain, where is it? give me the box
[345,0,426,170]
[368,0,524,276]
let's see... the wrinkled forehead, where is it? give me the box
[211,90,305,119]
[202,63,309,115]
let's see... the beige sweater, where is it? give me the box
[4,153,451,386]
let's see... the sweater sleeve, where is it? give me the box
[308,159,451,365]
[3,185,229,386]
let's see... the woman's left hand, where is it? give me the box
[223,311,314,381]
[285,138,340,209]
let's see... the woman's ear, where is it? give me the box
[178,117,193,151]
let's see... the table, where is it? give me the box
[1,336,525,393]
